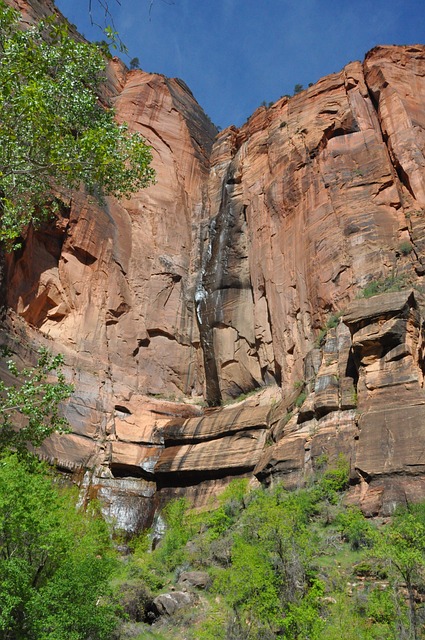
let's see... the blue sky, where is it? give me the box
[55,0,425,129]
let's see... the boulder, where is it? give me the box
[177,571,211,590]
[152,591,193,617]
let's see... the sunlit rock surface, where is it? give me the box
[2,3,425,528]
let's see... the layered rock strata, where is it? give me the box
[199,45,425,403]
[253,290,425,516]
[2,2,425,527]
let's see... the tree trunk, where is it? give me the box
[0,245,7,320]
[407,578,418,640]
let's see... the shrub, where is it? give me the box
[366,587,398,628]
[152,498,192,572]
[117,580,153,622]
[334,506,375,550]
[295,391,307,408]
[398,240,413,256]
[316,312,343,347]
[317,454,350,502]
[360,275,406,298]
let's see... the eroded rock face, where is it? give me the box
[200,45,425,403]
[2,2,217,527]
[6,69,216,399]
[2,7,425,527]
[345,290,425,514]
[254,290,425,515]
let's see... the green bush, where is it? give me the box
[116,580,152,623]
[360,275,406,298]
[112,463,425,640]
[316,312,343,347]
[151,498,192,572]
[0,454,118,639]
[215,536,283,628]
[317,454,350,502]
[281,578,325,639]
[334,506,375,550]
[366,587,396,626]
[398,240,413,256]
[295,391,307,408]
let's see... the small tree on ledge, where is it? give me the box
[0,347,73,456]
[129,56,140,69]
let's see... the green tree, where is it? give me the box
[129,56,140,69]
[152,498,192,572]
[375,507,425,640]
[0,454,118,639]
[220,535,283,628]
[0,1,154,246]
[0,347,73,455]
[210,485,323,638]
[334,505,375,550]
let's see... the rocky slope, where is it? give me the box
[2,0,425,530]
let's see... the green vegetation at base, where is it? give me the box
[2,425,425,640]
[1,347,424,639]
[1,340,424,640]
[0,348,120,639]
[119,457,425,640]
[0,454,118,640]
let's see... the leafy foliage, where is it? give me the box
[374,505,425,639]
[295,390,307,407]
[360,274,406,298]
[0,2,154,246]
[398,240,413,256]
[0,347,73,455]
[152,498,193,572]
[0,454,118,640]
[316,453,350,500]
[117,457,425,640]
[315,311,343,347]
[195,478,249,542]
[1,427,422,640]
[129,57,140,70]
[334,505,375,550]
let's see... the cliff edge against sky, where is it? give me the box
[2,0,425,530]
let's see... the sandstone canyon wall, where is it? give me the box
[2,0,425,530]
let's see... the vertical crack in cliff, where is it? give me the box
[362,56,425,278]
[363,58,418,205]
[195,167,239,406]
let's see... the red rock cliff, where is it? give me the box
[200,46,425,403]
[2,0,425,527]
